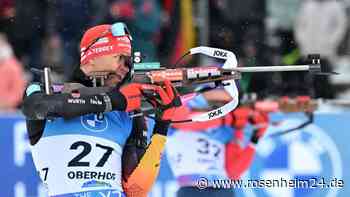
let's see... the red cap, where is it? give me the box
[80,24,131,65]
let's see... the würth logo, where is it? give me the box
[213,50,227,58]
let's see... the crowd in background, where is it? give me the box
[0,0,350,111]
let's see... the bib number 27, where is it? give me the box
[68,141,114,167]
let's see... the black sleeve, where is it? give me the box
[23,89,128,145]
[22,90,127,120]
[26,119,46,145]
[122,115,148,181]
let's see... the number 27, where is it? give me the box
[68,141,114,167]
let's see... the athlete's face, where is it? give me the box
[81,53,130,87]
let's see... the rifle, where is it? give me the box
[241,95,316,137]
[33,46,336,123]
[239,93,350,138]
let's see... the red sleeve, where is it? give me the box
[225,107,256,179]
[225,107,270,179]
[225,140,256,180]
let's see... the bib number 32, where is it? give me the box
[197,138,221,158]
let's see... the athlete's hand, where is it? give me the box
[117,83,144,112]
[113,81,181,114]
[145,80,181,136]
[147,80,181,121]
[250,111,269,144]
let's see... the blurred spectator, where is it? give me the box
[41,34,62,73]
[157,0,181,65]
[293,0,347,98]
[0,0,15,34]
[336,2,350,56]
[209,0,266,57]
[294,0,347,60]
[266,0,302,55]
[0,34,26,110]
[49,0,108,81]
[41,34,65,83]
[208,0,278,98]
[2,0,51,82]
[106,0,161,61]
[266,0,301,31]
[239,39,275,99]
[0,0,15,20]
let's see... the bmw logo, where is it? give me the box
[81,114,108,132]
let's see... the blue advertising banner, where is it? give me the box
[0,112,348,197]
[0,114,46,197]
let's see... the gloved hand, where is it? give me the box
[146,80,181,135]
[109,83,152,112]
[146,80,181,121]
[111,81,181,115]
[118,83,144,112]
[250,111,269,144]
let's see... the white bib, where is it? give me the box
[166,131,227,178]
[31,134,123,196]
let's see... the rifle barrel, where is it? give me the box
[231,65,313,73]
